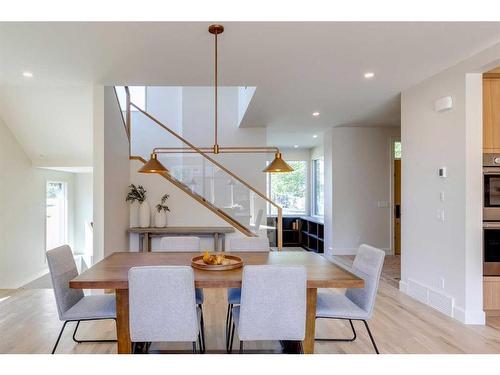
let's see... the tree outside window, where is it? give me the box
[268,160,307,215]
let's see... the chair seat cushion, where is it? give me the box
[227,288,241,305]
[316,290,369,320]
[62,294,116,321]
[196,288,204,305]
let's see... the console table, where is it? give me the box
[128,227,235,252]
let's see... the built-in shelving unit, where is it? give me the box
[267,215,324,252]
[267,216,301,247]
[299,216,324,253]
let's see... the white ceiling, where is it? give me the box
[0,85,93,165]
[1,22,500,153]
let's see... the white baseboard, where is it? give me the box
[453,306,485,324]
[400,278,485,325]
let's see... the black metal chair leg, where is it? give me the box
[239,341,243,354]
[363,320,379,354]
[71,318,118,343]
[226,305,234,352]
[228,322,235,353]
[225,304,231,331]
[225,304,233,348]
[315,318,357,342]
[199,305,206,353]
[51,321,69,354]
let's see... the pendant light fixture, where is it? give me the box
[135,24,293,174]
[137,153,169,173]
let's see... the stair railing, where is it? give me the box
[119,86,283,250]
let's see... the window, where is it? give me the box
[115,86,146,111]
[312,158,324,216]
[394,141,401,159]
[267,160,307,215]
[46,182,68,251]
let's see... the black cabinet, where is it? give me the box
[267,216,301,247]
[267,216,324,252]
[299,216,324,253]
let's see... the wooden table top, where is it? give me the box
[127,227,235,234]
[70,251,364,290]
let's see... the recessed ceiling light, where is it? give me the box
[22,71,33,78]
[293,145,299,148]
[312,134,318,138]
[312,112,320,117]
[364,72,375,79]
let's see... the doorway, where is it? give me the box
[393,141,401,255]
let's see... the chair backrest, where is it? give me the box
[252,209,264,230]
[128,266,199,342]
[228,237,270,252]
[345,244,385,318]
[46,245,84,320]
[238,265,307,341]
[158,236,200,252]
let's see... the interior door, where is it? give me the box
[394,159,401,255]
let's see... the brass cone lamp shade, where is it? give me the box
[263,152,294,173]
[138,153,169,174]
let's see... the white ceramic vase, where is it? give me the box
[154,210,167,228]
[138,200,151,228]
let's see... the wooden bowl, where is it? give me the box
[191,255,243,271]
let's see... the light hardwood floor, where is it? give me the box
[1,280,500,354]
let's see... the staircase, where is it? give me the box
[130,155,255,237]
[115,87,283,248]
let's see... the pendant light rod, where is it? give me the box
[209,24,224,154]
[153,146,280,154]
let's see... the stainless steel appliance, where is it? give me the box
[483,222,500,275]
[483,154,500,275]
[483,153,500,221]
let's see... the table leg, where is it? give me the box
[221,234,226,251]
[214,233,219,251]
[142,233,150,253]
[115,289,131,354]
[303,288,317,354]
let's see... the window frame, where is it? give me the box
[311,157,324,217]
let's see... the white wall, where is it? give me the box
[323,126,400,256]
[94,86,130,261]
[400,42,500,324]
[74,172,93,255]
[93,85,105,262]
[103,87,130,257]
[0,118,76,288]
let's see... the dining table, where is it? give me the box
[69,251,364,354]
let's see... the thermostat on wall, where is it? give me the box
[438,167,447,178]
[434,96,453,112]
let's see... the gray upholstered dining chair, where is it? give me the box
[227,265,307,353]
[225,236,270,352]
[46,245,116,354]
[157,236,205,352]
[315,244,385,354]
[128,266,204,354]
